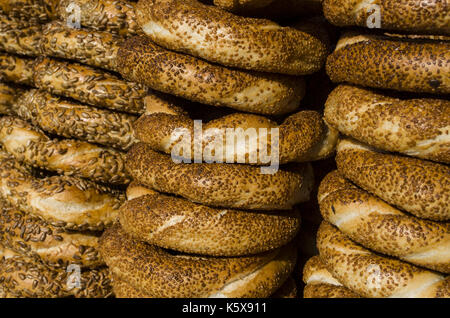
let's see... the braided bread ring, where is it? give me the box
[0,83,23,116]
[326,33,450,94]
[0,53,34,86]
[117,36,305,115]
[40,21,122,72]
[135,0,327,75]
[33,57,147,114]
[14,89,138,151]
[99,223,296,298]
[126,142,314,210]
[323,0,450,35]
[319,171,450,273]
[120,183,300,256]
[0,116,130,185]
[0,0,57,23]
[0,151,124,231]
[325,85,450,164]
[318,222,450,298]
[336,138,450,221]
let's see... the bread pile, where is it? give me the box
[0,0,152,297]
[303,0,449,298]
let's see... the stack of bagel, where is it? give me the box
[95,0,340,298]
[0,0,152,297]
[303,0,449,298]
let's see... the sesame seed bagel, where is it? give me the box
[117,36,305,116]
[326,32,450,94]
[325,85,450,164]
[57,0,143,37]
[323,0,450,35]
[99,223,296,298]
[0,151,125,231]
[33,57,147,114]
[0,53,34,86]
[319,171,450,273]
[0,22,41,57]
[14,89,138,151]
[0,116,130,185]
[126,142,314,210]
[40,21,122,72]
[0,201,104,269]
[0,0,57,23]
[317,222,450,298]
[336,138,450,221]
[0,246,112,298]
[135,0,327,75]
[0,83,23,116]
[119,183,301,256]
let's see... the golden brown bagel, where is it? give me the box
[0,116,130,185]
[119,185,301,256]
[126,142,314,210]
[135,0,327,75]
[0,0,57,23]
[317,222,450,298]
[0,83,23,116]
[0,201,104,269]
[0,246,112,298]
[319,171,450,273]
[33,57,147,114]
[325,85,450,164]
[0,22,41,56]
[336,138,450,221]
[57,0,142,37]
[99,223,296,298]
[117,36,305,115]
[14,89,138,151]
[323,0,450,35]
[40,21,122,72]
[0,150,124,231]
[0,53,34,86]
[326,32,450,94]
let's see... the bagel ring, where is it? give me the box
[319,171,450,273]
[325,85,450,164]
[0,116,130,185]
[0,150,125,231]
[0,53,34,86]
[126,142,314,210]
[317,222,450,298]
[117,36,305,116]
[326,32,450,94]
[336,138,450,221]
[0,83,23,116]
[99,223,296,298]
[135,0,327,75]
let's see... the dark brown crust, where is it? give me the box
[271,276,297,298]
[0,82,23,116]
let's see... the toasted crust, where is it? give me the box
[117,36,305,115]
[0,82,23,116]
[319,171,450,273]
[126,142,314,210]
[0,0,57,23]
[99,223,296,298]
[326,33,450,94]
[323,0,450,35]
[0,53,34,86]
[0,22,41,56]
[325,85,450,164]
[0,116,130,185]
[336,138,450,221]
[317,222,450,298]
[33,57,147,114]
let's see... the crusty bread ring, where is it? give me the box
[336,138,450,221]
[99,223,296,298]
[326,32,450,94]
[136,95,338,164]
[303,255,360,298]
[33,57,147,114]
[0,22,41,56]
[319,171,450,273]
[0,0,57,23]
[135,0,327,75]
[0,201,104,269]
[14,89,138,151]
[0,83,23,116]
[0,150,125,231]
[40,21,122,72]
[0,53,34,86]
[126,142,314,210]
[0,116,130,185]
[117,36,305,115]
[323,0,450,35]
[317,222,450,298]
[0,245,112,298]
[325,85,450,164]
